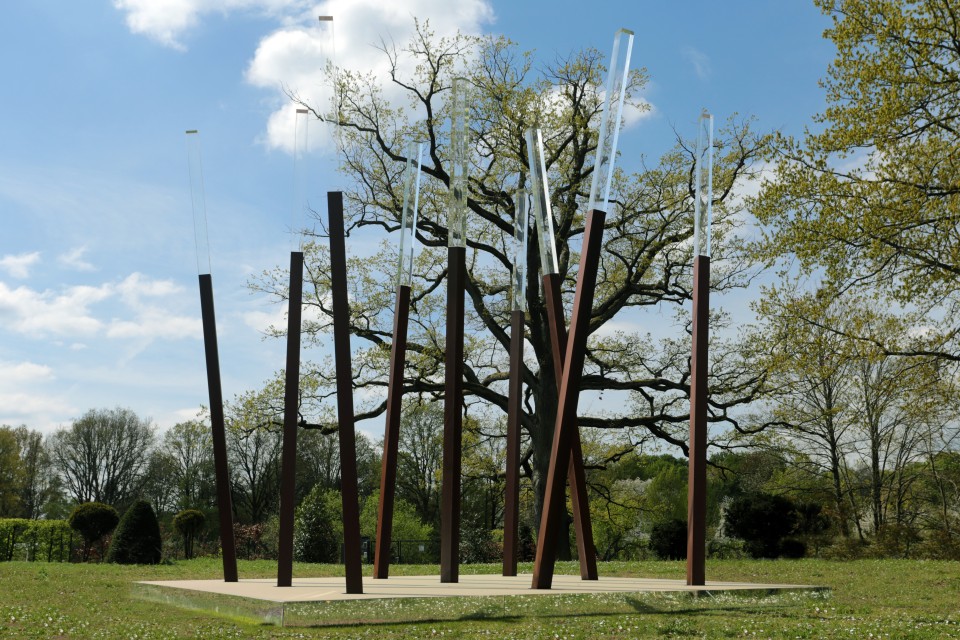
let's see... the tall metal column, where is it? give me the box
[502,307,524,576]
[328,191,365,594]
[532,209,605,590]
[276,250,303,588]
[374,284,411,579]
[198,275,238,582]
[686,254,709,586]
[440,245,466,583]
[543,272,598,580]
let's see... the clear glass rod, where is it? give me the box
[186,130,211,276]
[512,189,529,312]
[292,108,309,251]
[526,127,559,276]
[587,28,634,213]
[449,77,469,248]
[694,110,714,258]
[398,141,424,286]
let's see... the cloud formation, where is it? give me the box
[58,246,96,272]
[682,47,711,80]
[245,0,495,151]
[112,0,312,50]
[0,273,197,341]
[114,0,495,150]
[0,252,41,279]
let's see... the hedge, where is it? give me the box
[0,519,76,562]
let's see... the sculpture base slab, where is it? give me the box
[136,573,826,627]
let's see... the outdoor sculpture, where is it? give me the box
[687,111,714,586]
[189,23,713,596]
[186,129,239,583]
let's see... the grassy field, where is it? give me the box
[0,558,958,638]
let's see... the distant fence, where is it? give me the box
[0,519,76,562]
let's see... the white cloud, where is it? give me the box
[0,281,109,337]
[113,0,312,50]
[682,47,711,80]
[244,0,495,151]
[0,252,41,279]
[0,361,55,384]
[58,246,96,272]
[622,97,655,129]
[0,273,197,342]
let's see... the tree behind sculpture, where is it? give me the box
[256,21,773,529]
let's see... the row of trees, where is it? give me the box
[4,383,958,561]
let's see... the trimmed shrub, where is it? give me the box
[649,519,687,560]
[173,509,206,560]
[107,500,162,564]
[68,503,119,561]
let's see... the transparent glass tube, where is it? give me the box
[512,189,529,312]
[398,141,424,286]
[694,111,714,258]
[526,127,559,276]
[317,16,340,156]
[587,28,635,213]
[186,130,211,276]
[448,77,469,248]
[292,108,309,251]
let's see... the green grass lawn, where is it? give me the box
[0,558,958,638]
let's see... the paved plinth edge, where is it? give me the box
[135,574,828,627]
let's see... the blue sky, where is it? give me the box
[0,1,834,434]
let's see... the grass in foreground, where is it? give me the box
[0,558,958,638]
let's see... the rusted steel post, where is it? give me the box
[686,254,709,586]
[542,273,598,580]
[198,274,238,583]
[276,250,303,587]
[440,245,466,583]
[502,308,525,576]
[532,210,605,590]
[328,191,365,594]
[374,284,411,579]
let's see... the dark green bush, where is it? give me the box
[779,538,808,558]
[173,509,206,559]
[649,519,688,560]
[107,500,161,564]
[68,503,119,561]
[725,493,798,558]
[294,486,339,563]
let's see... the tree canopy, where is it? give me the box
[254,21,772,519]
[752,0,960,359]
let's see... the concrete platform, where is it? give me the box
[135,574,827,627]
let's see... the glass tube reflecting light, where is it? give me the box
[398,141,424,287]
[292,108,309,251]
[449,77,469,248]
[317,16,340,154]
[186,130,211,276]
[525,127,559,276]
[512,189,529,312]
[587,28,635,213]
[693,111,714,258]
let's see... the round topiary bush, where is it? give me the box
[173,509,206,559]
[68,502,119,561]
[107,500,162,565]
[649,518,688,560]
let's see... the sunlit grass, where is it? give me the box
[0,558,958,638]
